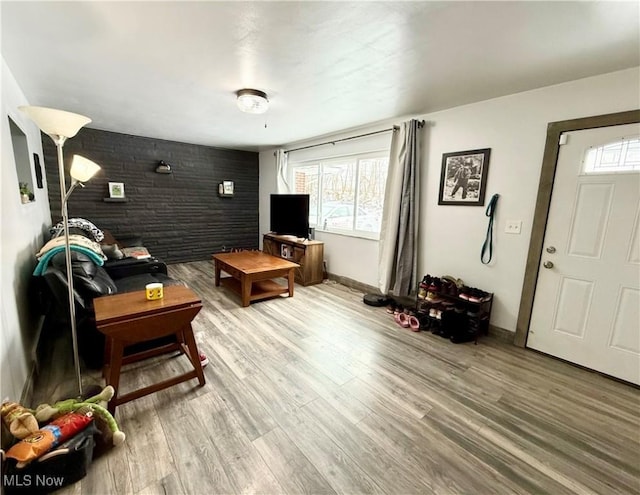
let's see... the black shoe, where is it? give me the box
[451,330,476,344]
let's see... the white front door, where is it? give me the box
[528,123,640,385]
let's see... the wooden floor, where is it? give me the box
[46,260,638,494]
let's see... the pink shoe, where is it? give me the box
[395,312,410,328]
[199,353,209,368]
[408,315,420,332]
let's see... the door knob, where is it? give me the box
[546,246,556,254]
[543,261,554,269]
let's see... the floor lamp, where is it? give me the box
[20,106,101,397]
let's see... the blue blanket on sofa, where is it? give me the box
[33,245,104,276]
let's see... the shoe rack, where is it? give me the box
[415,276,493,343]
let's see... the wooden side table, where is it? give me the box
[94,285,205,414]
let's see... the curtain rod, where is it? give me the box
[284,120,425,154]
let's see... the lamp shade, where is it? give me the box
[70,155,101,182]
[19,106,91,139]
[236,89,269,114]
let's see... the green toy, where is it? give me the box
[35,386,125,447]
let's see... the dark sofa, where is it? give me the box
[38,231,182,368]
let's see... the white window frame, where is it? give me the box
[289,149,389,240]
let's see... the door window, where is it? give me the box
[583,135,640,174]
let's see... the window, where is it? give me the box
[583,136,640,174]
[290,151,389,238]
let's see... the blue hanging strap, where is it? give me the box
[481,194,499,264]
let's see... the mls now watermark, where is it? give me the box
[3,474,65,488]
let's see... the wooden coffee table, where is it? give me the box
[212,251,299,307]
[94,285,205,413]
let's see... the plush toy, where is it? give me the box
[1,401,39,439]
[35,386,125,447]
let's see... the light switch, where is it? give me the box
[505,220,522,234]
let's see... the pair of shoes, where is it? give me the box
[425,292,443,303]
[419,274,433,289]
[386,300,401,314]
[391,304,405,315]
[459,287,490,303]
[427,278,442,292]
[459,286,471,300]
[199,352,209,368]
[417,312,431,328]
[395,309,420,331]
[441,280,458,296]
[468,289,490,303]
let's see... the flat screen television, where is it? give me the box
[270,194,310,239]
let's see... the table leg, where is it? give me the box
[182,324,205,386]
[102,336,113,380]
[176,328,186,348]
[288,268,295,297]
[107,339,125,415]
[241,274,251,307]
[214,261,221,286]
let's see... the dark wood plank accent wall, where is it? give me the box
[42,128,259,263]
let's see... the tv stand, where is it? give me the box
[263,233,324,286]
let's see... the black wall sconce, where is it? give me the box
[155,160,172,174]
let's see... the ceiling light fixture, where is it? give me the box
[236,88,269,114]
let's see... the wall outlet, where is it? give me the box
[505,220,522,234]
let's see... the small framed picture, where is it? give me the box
[33,153,43,189]
[108,182,125,198]
[280,244,291,259]
[438,148,491,206]
[223,180,234,195]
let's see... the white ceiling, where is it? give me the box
[2,1,639,151]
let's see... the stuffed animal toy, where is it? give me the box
[1,401,39,439]
[35,386,125,447]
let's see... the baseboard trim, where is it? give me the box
[326,273,378,295]
[488,324,515,344]
[324,274,415,306]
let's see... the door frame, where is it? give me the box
[514,109,640,347]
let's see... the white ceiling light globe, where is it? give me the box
[236,89,269,114]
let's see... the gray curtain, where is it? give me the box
[275,149,291,193]
[378,119,421,296]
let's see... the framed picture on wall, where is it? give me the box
[108,182,125,198]
[223,180,234,195]
[438,148,491,206]
[33,153,43,189]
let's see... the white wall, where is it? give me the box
[259,67,640,333]
[1,58,51,401]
